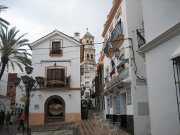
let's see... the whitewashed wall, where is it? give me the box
[30,90,80,113]
[145,35,180,135]
[31,34,80,87]
[30,32,81,115]
[141,0,180,43]
[141,0,180,135]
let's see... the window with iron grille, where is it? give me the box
[91,54,93,60]
[116,94,120,113]
[173,57,180,122]
[126,88,132,105]
[110,96,112,107]
[87,53,90,60]
[47,68,65,81]
[50,41,62,55]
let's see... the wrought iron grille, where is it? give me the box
[172,57,180,124]
[136,29,146,48]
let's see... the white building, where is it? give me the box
[138,0,180,135]
[98,0,150,134]
[29,30,81,125]
[80,32,96,103]
[0,69,26,122]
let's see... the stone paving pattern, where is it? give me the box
[0,119,130,135]
[0,110,130,135]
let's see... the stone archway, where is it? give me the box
[44,95,65,123]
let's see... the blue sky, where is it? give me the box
[1,0,112,61]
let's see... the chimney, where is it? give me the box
[74,32,80,41]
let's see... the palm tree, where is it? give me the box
[0,5,10,28]
[0,27,31,79]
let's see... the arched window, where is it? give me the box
[87,54,89,60]
[91,54,93,60]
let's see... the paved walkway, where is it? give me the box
[0,121,78,135]
[0,110,130,135]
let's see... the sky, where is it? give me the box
[1,0,112,61]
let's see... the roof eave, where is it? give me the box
[137,22,180,56]
[29,30,81,48]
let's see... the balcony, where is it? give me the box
[45,76,70,88]
[49,49,62,55]
[104,20,124,57]
[106,68,129,90]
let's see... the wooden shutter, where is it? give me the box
[60,69,65,81]
[47,69,51,81]
[56,69,61,80]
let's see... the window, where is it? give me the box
[91,54,93,60]
[50,41,62,55]
[115,10,121,25]
[116,95,120,113]
[85,71,90,78]
[110,96,112,107]
[47,68,65,81]
[46,68,66,87]
[85,82,89,87]
[127,88,132,105]
[109,25,113,38]
[87,40,89,43]
[87,54,90,60]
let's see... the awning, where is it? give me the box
[170,46,180,59]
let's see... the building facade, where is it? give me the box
[29,30,81,125]
[0,69,25,122]
[80,32,96,105]
[138,0,180,135]
[97,0,150,134]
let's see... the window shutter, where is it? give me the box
[47,69,51,81]
[56,69,61,80]
[61,69,65,81]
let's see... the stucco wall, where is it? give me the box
[31,34,80,87]
[145,35,180,135]
[29,32,81,124]
[141,0,180,43]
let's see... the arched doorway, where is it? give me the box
[44,95,65,123]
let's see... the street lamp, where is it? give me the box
[114,48,129,63]
[13,66,44,135]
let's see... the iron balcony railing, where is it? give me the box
[104,20,123,54]
[46,76,70,88]
[106,67,129,89]
[50,49,62,55]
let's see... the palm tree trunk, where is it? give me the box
[0,63,6,80]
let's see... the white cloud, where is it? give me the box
[1,0,112,61]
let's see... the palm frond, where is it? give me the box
[9,60,15,71]
[0,5,10,27]
[0,5,8,11]
[11,60,23,72]
[0,27,30,77]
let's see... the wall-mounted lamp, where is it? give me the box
[114,48,129,63]
[54,62,56,67]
